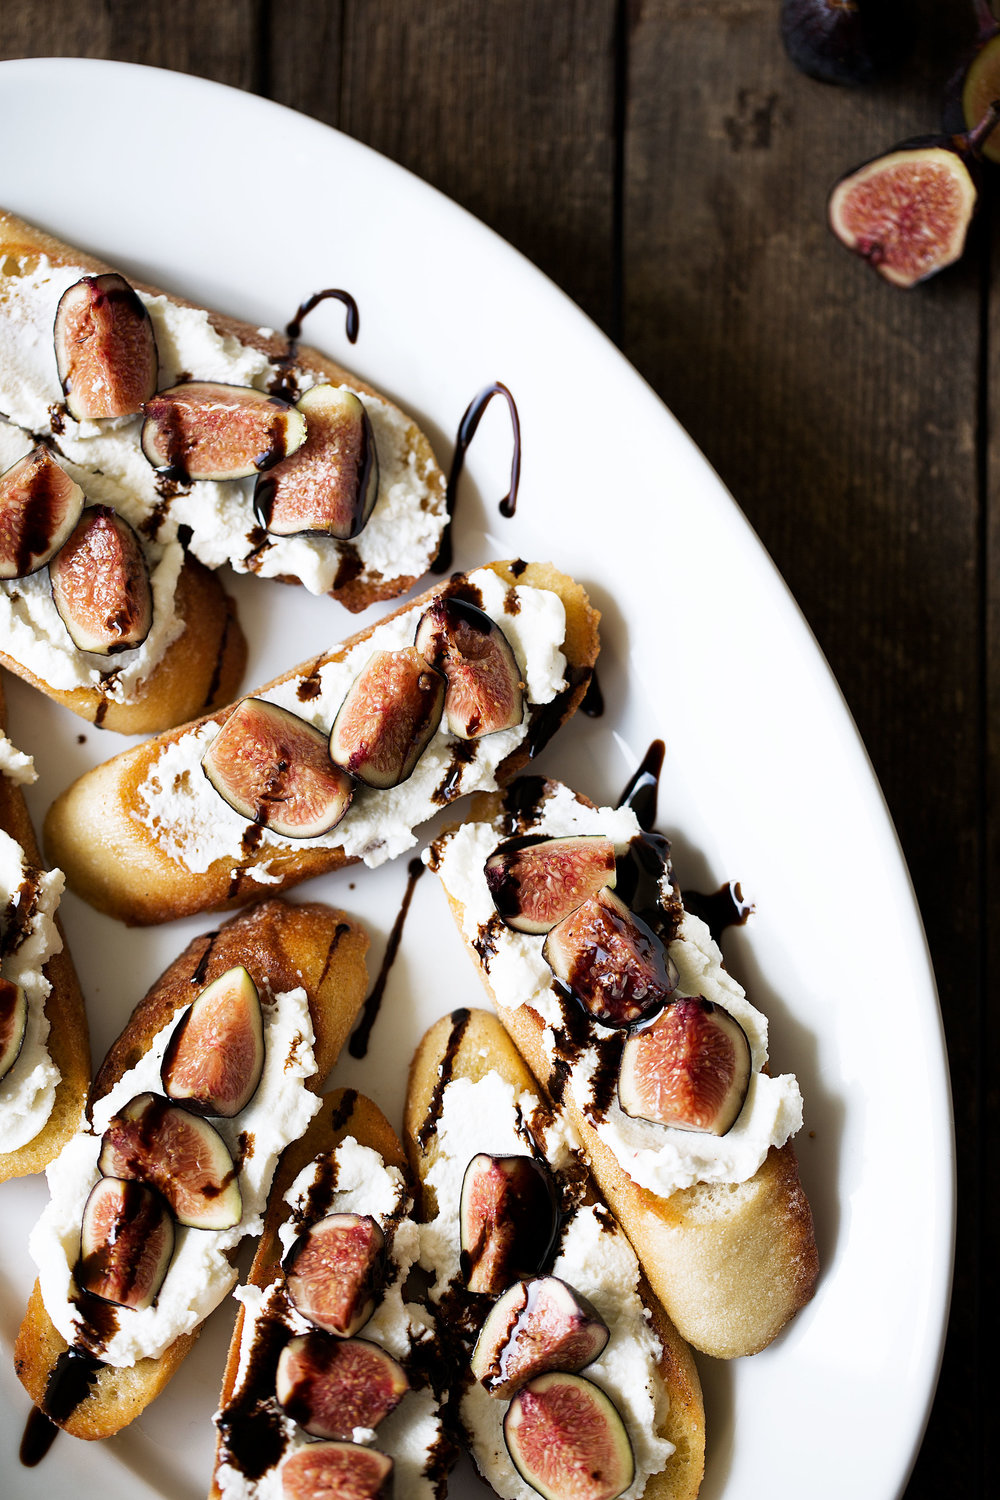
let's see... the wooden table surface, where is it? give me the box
[0,2,988,1497]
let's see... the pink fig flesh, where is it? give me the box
[49,505,153,655]
[280,1442,393,1500]
[329,648,445,789]
[0,446,86,580]
[255,384,379,540]
[286,1212,386,1337]
[414,595,523,737]
[77,1176,174,1310]
[485,834,617,935]
[53,273,158,420]
[0,976,28,1081]
[275,1333,409,1439]
[618,995,752,1134]
[459,1153,558,1295]
[504,1372,634,1500]
[472,1276,609,1399]
[98,1092,242,1229]
[160,965,265,1118]
[543,887,678,1028]
[141,382,306,482]
[203,697,353,839]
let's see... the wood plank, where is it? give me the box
[623,3,981,1496]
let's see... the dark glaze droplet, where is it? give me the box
[432,740,476,805]
[19,1407,59,1467]
[683,880,753,943]
[215,1300,295,1481]
[617,740,665,830]
[333,542,363,592]
[498,776,550,835]
[93,697,109,729]
[243,525,272,570]
[349,860,425,1059]
[19,1347,103,1465]
[296,655,327,702]
[524,665,589,760]
[201,609,234,712]
[432,381,521,574]
[580,669,604,718]
[416,1007,471,1153]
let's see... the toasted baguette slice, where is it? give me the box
[405,1008,705,1500]
[212,1088,452,1500]
[13,897,369,1440]
[0,676,89,1179]
[0,207,446,614]
[429,782,819,1360]
[45,560,599,926]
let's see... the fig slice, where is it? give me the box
[485,834,617,935]
[413,596,524,738]
[98,1092,242,1230]
[286,1212,386,1337]
[255,384,380,541]
[471,1276,610,1400]
[543,887,678,1029]
[280,1442,394,1500]
[0,976,28,1082]
[77,1176,174,1311]
[459,1153,559,1296]
[329,648,445,789]
[504,1372,634,1500]
[202,697,353,839]
[618,995,752,1135]
[160,965,265,1118]
[49,505,153,655]
[53,273,158,420]
[141,382,306,482]
[0,446,86,580]
[275,1332,409,1440]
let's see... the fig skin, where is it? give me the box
[280,1442,394,1500]
[77,1176,174,1311]
[0,446,86,580]
[779,0,908,87]
[413,596,524,738]
[98,1091,242,1230]
[504,1371,635,1500]
[543,887,679,1029]
[286,1211,386,1337]
[0,975,28,1081]
[471,1276,610,1400]
[49,505,153,656]
[962,5,1000,165]
[202,697,353,840]
[329,648,445,789]
[618,995,752,1135]
[160,965,265,1118]
[141,381,307,483]
[459,1153,559,1295]
[255,384,380,541]
[53,272,158,420]
[275,1332,409,1440]
[485,834,617,935]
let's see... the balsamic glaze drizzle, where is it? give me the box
[432,381,521,574]
[349,859,425,1059]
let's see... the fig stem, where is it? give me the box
[972,1,999,44]
[964,97,1000,155]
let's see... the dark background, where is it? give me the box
[1,2,990,1496]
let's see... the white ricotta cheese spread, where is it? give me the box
[0,731,37,785]
[29,985,320,1366]
[135,566,568,876]
[431,782,803,1198]
[0,254,445,599]
[418,1072,674,1500]
[215,1136,441,1500]
[0,824,64,1154]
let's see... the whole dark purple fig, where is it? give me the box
[962,3,1000,163]
[780,0,909,86]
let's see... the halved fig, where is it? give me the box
[275,1333,409,1439]
[281,1442,393,1500]
[54,273,158,420]
[286,1212,386,1337]
[161,965,265,1117]
[49,506,153,655]
[77,1176,174,1311]
[485,834,617,935]
[472,1276,609,1400]
[255,385,379,540]
[98,1092,242,1229]
[203,698,353,839]
[543,887,678,1029]
[0,976,28,1081]
[141,382,306,482]
[0,446,86,580]
[459,1153,558,1295]
[329,648,445,789]
[504,1372,634,1500]
[413,596,523,738]
[618,996,752,1135]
